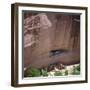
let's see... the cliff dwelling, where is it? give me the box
[23,12,80,77]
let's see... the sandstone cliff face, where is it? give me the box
[23,12,80,68]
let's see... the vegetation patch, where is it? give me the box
[24,64,80,77]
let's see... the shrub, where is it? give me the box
[76,64,80,71]
[65,70,68,75]
[71,65,80,75]
[41,69,48,76]
[24,67,41,77]
[54,71,63,76]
